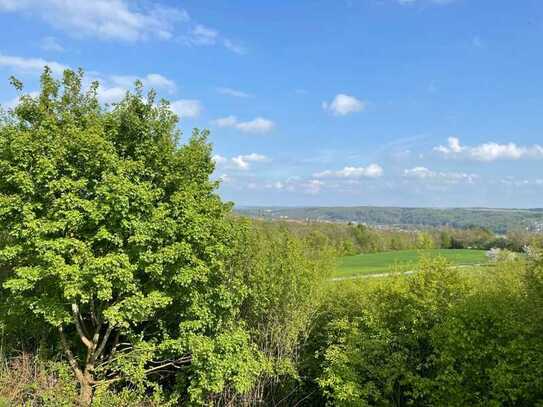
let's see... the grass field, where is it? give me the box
[335,249,488,278]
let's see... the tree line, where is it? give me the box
[262,220,543,256]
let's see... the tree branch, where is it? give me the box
[94,324,113,359]
[58,325,85,384]
[71,303,94,349]
[90,299,98,327]
[95,355,192,385]
[143,356,192,375]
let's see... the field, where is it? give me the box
[335,249,488,278]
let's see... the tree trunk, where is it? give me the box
[58,324,96,407]
[79,375,93,407]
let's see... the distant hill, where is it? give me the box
[236,206,543,234]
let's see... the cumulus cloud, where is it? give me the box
[231,153,267,170]
[322,94,366,116]
[213,153,268,171]
[314,164,383,179]
[212,115,274,134]
[96,85,127,105]
[0,0,188,42]
[434,137,543,161]
[0,52,179,105]
[169,99,202,119]
[0,52,68,74]
[0,1,246,55]
[403,166,478,183]
[237,118,274,133]
[0,52,196,115]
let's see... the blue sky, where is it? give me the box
[1,0,542,208]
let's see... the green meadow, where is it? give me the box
[336,248,488,277]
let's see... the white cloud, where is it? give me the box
[223,39,246,55]
[322,94,366,116]
[470,143,527,161]
[188,24,218,45]
[403,167,435,179]
[0,52,184,109]
[217,87,251,98]
[403,166,478,183]
[0,0,188,42]
[2,91,39,109]
[110,73,176,93]
[237,117,274,133]
[212,115,275,134]
[0,52,68,74]
[0,53,177,100]
[212,154,227,165]
[169,99,202,119]
[1,0,246,54]
[40,36,64,52]
[314,164,383,179]
[213,115,238,127]
[95,74,177,105]
[96,85,126,105]
[434,137,543,161]
[231,153,267,170]
[213,153,268,171]
[224,176,324,195]
[179,25,246,54]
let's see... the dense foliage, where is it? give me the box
[0,69,261,405]
[258,219,541,257]
[1,69,542,406]
[299,254,543,406]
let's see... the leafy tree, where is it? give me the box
[439,231,452,249]
[0,68,258,405]
[416,232,434,250]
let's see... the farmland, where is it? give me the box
[335,248,488,277]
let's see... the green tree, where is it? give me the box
[0,69,258,405]
[416,232,435,250]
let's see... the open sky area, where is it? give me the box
[0,0,542,208]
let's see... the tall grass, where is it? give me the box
[0,351,78,406]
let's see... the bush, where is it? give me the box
[301,256,543,406]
